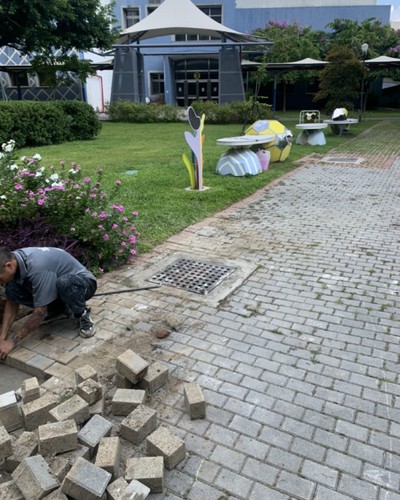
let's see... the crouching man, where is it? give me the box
[0,246,97,359]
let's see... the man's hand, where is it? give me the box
[0,339,16,360]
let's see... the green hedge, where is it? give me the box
[108,101,180,123]
[191,100,272,124]
[108,99,273,124]
[0,101,101,147]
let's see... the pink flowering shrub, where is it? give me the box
[0,139,139,271]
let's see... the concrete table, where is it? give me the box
[295,123,328,146]
[216,135,275,148]
[216,135,275,176]
[323,118,359,136]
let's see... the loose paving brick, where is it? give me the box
[48,456,70,482]
[0,424,13,459]
[0,391,23,431]
[61,456,111,500]
[4,431,38,472]
[75,364,98,384]
[111,388,146,416]
[138,362,169,393]
[120,405,157,445]
[106,476,129,500]
[12,455,59,500]
[146,427,186,470]
[21,392,58,431]
[94,436,120,477]
[21,377,41,403]
[76,378,103,405]
[49,394,89,425]
[116,349,148,384]
[77,414,112,457]
[0,480,24,500]
[125,456,164,493]
[38,419,78,455]
[183,382,206,420]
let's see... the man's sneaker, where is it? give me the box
[79,309,96,338]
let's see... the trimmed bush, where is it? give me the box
[54,101,102,140]
[0,101,101,147]
[108,99,272,124]
[108,101,180,123]
[191,99,272,124]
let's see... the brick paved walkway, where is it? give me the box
[7,120,400,499]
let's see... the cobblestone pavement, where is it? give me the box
[8,120,400,499]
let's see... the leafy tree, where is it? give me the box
[326,18,400,99]
[0,0,118,84]
[314,45,364,112]
[250,21,325,110]
[326,18,400,58]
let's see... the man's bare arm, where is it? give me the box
[0,300,19,340]
[13,306,48,342]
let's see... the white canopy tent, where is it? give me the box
[119,0,258,43]
[113,0,271,105]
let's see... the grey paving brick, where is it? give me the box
[187,480,226,500]
[219,381,248,399]
[273,400,305,420]
[293,393,325,412]
[323,401,356,421]
[348,440,385,466]
[249,483,289,500]
[314,485,354,500]
[229,415,262,438]
[179,455,219,482]
[356,411,389,433]
[290,437,326,462]
[234,435,269,460]
[203,405,231,426]
[259,427,293,449]
[301,460,339,489]
[335,419,369,441]
[164,469,194,498]
[245,390,275,410]
[314,429,348,453]
[242,457,279,485]
[363,464,400,490]
[205,423,239,447]
[325,449,362,476]
[305,409,336,431]
[215,467,253,498]
[210,445,246,472]
[224,397,255,418]
[276,470,315,499]
[338,473,379,500]
[267,447,302,473]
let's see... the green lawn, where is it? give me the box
[16,111,399,253]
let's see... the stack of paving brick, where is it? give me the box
[0,349,205,499]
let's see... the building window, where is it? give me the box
[9,71,29,87]
[150,72,164,95]
[123,7,140,28]
[176,5,222,42]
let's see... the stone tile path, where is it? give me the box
[5,120,400,499]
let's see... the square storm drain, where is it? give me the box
[148,258,235,295]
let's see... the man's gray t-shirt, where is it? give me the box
[11,247,96,307]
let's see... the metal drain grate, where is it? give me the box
[148,258,235,295]
[322,156,365,165]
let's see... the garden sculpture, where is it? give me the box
[183,107,205,190]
